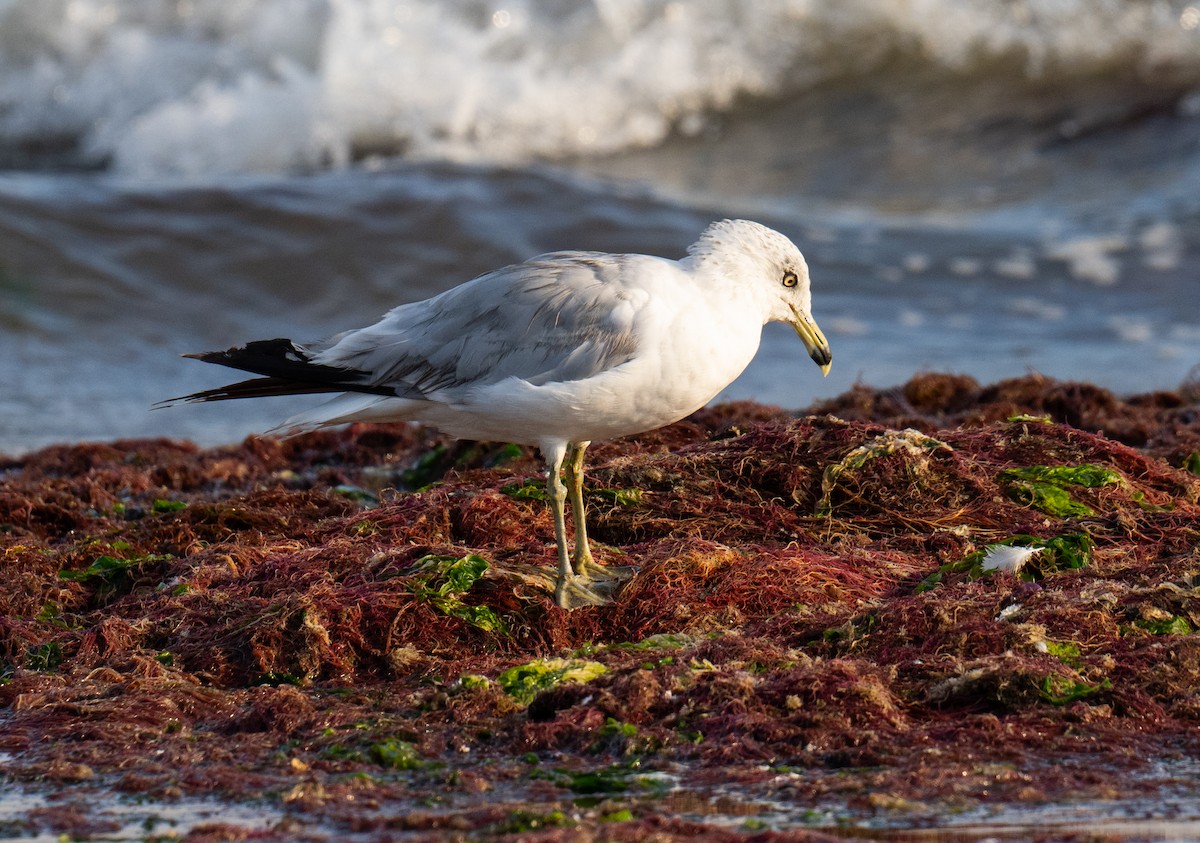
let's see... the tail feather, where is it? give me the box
[155,376,360,407]
[158,337,395,407]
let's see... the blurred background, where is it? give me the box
[1,0,1199,453]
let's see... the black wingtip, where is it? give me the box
[183,339,306,372]
[160,338,397,409]
[153,376,362,409]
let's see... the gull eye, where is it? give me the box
[781,270,799,288]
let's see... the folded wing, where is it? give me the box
[164,251,649,406]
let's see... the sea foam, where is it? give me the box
[2,0,1198,177]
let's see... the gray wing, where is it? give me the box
[309,252,651,398]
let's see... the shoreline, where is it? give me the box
[2,372,1199,841]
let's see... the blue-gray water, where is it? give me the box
[2,0,1199,454]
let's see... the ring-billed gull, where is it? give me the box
[163,219,832,608]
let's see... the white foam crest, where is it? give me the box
[876,0,1199,76]
[1,0,1198,176]
[107,60,327,177]
[315,0,806,164]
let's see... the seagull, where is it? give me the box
[162,219,832,608]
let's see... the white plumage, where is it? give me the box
[167,219,832,608]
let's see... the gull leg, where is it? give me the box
[565,441,594,577]
[540,440,626,609]
[543,443,573,609]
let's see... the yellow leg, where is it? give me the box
[565,441,594,577]
[544,443,572,609]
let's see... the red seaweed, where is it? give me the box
[1,373,1199,840]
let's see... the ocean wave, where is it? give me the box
[2,0,1198,177]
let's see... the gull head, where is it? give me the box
[689,219,832,376]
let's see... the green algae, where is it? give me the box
[319,734,428,771]
[566,768,631,794]
[533,762,662,797]
[34,601,73,630]
[999,464,1122,517]
[592,487,645,506]
[1039,675,1112,706]
[400,445,448,489]
[1184,452,1200,476]
[502,477,643,506]
[407,553,508,635]
[497,657,608,705]
[533,764,671,812]
[1134,615,1194,635]
[918,532,1093,591]
[1004,532,1093,573]
[598,719,639,740]
[612,632,694,651]
[368,738,425,770]
[349,519,378,536]
[591,718,654,755]
[501,478,548,501]
[24,641,62,672]
[255,671,302,686]
[1042,640,1083,667]
[493,809,573,834]
[58,550,172,602]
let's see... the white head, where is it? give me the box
[688,219,832,375]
